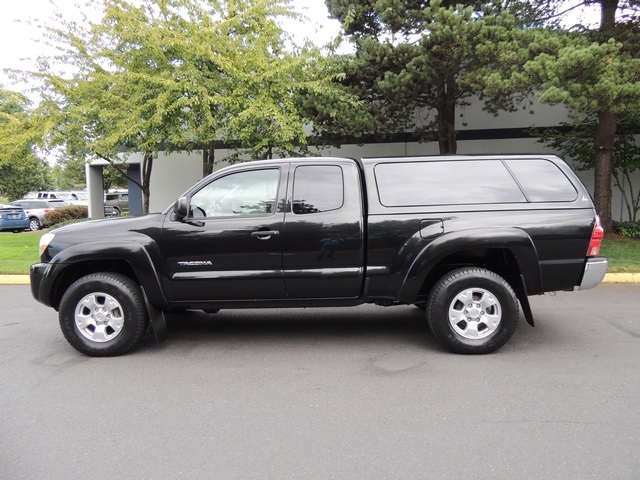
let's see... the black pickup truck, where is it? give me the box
[30,155,608,356]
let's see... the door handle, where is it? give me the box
[251,230,279,240]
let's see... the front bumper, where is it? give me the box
[579,257,609,290]
[30,263,57,307]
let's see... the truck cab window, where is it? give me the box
[293,165,344,214]
[190,168,280,217]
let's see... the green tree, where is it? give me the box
[0,87,53,199]
[25,0,353,212]
[324,0,540,154]
[486,1,640,230]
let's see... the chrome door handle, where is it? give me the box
[251,230,279,239]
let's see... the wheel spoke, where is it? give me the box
[462,321,481,338]
[103,297,121,314]
[81,295,100,311]
[75,314,95,331]
[106,316,124,333]
[91,326,110,342]
[483,312,500,330]
[456,290,473,306]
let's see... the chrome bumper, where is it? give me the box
[579,257,609,290]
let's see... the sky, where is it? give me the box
[0,0,602,101]
[0,0,344,99]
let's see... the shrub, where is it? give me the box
[612,221,640,239]
[45,206,88,227]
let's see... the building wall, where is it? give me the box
[91,99,639,221]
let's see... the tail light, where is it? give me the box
[587,216,604,257]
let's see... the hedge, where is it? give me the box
[45,206,88,227]
[613,221,640,239]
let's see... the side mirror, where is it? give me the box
[174,196,189,221]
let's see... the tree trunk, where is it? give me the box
[593,0,619,232]
[593,109,616,231]
[202,141,215,177]
[600,0,618,28]
[437,78,457,154]
[142,153,153,214]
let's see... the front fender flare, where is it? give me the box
[46,241,167,308]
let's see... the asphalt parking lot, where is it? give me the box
[1,283,639,479]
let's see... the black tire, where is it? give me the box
[28,217,41,231]
[59,272,149,356]
[426,268,519,354]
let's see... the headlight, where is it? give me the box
[39,232,55,256]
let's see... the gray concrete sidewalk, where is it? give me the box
[2,273,639,285]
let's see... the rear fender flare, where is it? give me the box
[398,228,543,303]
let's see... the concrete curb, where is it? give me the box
[0,275,30,285]
[0,273,638,285]
[602,273,640,283]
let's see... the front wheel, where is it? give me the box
[426,268,519,354]
[59,272,149,356]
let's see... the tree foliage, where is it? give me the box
[324,0,546,153]
[0,87,53,200]
[485,0,640,230]
[21,0,354,212]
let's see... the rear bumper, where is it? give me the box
[579,257,609,290]
[0,219,30,231]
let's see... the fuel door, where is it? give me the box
[419,219,444,239]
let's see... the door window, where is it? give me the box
[292,165,344,214]
[190,168,280,217]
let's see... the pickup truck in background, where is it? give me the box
[30,155,608,356]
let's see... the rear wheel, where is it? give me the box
[426,268,519,354]
[28,217,41,231]
[59,272,149,356]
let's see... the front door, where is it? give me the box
[160,167,287,302]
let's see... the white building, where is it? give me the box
[86,99,638,221]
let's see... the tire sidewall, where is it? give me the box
[59,273,148,356]
[427,268,519,354]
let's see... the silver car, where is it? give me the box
[10,199,68,231]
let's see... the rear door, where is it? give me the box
[282,161,365,298]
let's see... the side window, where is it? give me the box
[505,159,578,202]
[190,168,280,217]
[375,160,526,206]
[292,165,344,214]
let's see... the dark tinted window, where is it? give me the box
[506,159,577,202]
[375,160,526,206]
[293,165,344,214]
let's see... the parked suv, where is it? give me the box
[10,199,68,231]
[104,191,129,214]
